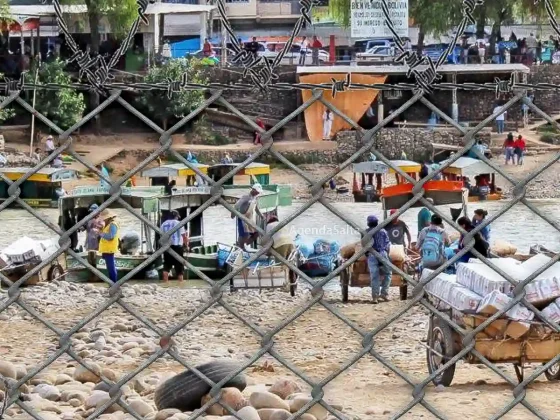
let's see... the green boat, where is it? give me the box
[61,185,165,282]
[61,182,292,282]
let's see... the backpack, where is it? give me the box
[422,229,444,267]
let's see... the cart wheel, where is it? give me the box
[289,269,297,297]
[544,362,560,381]
[399,284,408,301]
[426,316,456,387]
[340,267,349,303]
[47,264,64,282]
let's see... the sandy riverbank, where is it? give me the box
[1,281,559,420]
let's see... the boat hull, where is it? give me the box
[66,253,163,282]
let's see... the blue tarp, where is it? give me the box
[170,38,200,58]
[295,236,340,277]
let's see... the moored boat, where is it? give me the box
[0,167,79,208]
[440,156,504,202]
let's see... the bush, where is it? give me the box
[24,60,86,129]
[136,59,207,130]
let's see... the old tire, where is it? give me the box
[341,268,349,303]
[544,362,560,381]
[154,361,247,411]
[47,264,64,281]
[426,316,456,387]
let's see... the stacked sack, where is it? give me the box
[422,253,560,339]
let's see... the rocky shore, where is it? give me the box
[1,280,560,419]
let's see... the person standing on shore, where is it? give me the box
[322,109,334,140]
[493,103,506,134]
[386,209,412,249]
[231,183,263,249]
[98,209,120,283]
[161,210,188,282]
[299,36,308,66]
[417,198,434,238]
[45,135,55,154]
[472,209,491,242]
[365,215,391,304]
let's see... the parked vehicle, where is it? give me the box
[356,45,396,62]
[353,38,394,53]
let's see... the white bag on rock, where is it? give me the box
[541,302,560,324]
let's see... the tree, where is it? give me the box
[61,0,139,132]
[327,0,462,54]
[136,59,207,130]
[25,60,86,129]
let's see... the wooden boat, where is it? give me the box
[0,167,79,208]
[141,163,210,187]
[208,162,272,186]
[60,185,165,282]
[351,160,464,207]
[440,156,504,202]
[352,160,420,203]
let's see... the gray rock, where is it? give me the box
[33,384,61,401]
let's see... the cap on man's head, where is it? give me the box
[426,198,434,204]
[251,183,263,194]
[367,215,378,225]
[89,204,99,212]
[390,209,397,216]
[170,210,180,219]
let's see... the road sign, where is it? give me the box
[351,0,409,39]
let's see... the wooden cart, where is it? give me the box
[221,244,298,296]
[340,247,420,302]
[1,256,66,286]
[426,310,560,386]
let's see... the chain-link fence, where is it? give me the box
[2,0,560,419]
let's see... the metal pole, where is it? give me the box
[29,66,40,157]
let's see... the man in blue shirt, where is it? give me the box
[365,215,392,304]
[161,210,188,282]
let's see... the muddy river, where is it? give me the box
[1,200,559,252]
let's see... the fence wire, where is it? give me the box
[1,0,560,419]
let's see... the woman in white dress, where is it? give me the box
[322,109,334,140]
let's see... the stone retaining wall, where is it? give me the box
[335,128,485,163]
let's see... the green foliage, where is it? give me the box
[62,0,138,39]
[25,60,86,129]
[136,59,207,129]
[192,118,235,145]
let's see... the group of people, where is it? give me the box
[365,202,491,303]
[503,133,526,165]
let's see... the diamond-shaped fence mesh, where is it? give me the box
[2,0,560,419]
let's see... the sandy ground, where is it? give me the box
[1,282,559,420]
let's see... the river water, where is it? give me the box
[2,199,559,252]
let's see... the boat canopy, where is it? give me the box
[352,160,421,174]
[141,163,209,178]
[0,167,79,183]
[441,157,496,177]
[208,162,270,185]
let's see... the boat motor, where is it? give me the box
[364,184,375,202]
[119,231,141,255]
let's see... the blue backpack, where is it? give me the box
[422,229,444,267]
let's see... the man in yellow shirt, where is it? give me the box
[98,209,120,283]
